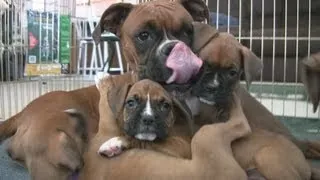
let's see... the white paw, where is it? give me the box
[95,71,110,89]
[98,137,124,158]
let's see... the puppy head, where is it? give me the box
[102,78,192,141]
[191,23,263,106]
[300,52,320,112]
[93,0,209,85]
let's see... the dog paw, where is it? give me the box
[98,137,125,158]
[95,71,110,89]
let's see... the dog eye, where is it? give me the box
[126,99,137,109]
[229,69,238,77]
[137,31,150,42]
[161,102,171,111]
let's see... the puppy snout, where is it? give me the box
[161,42,177,56]
[142,116,155,126]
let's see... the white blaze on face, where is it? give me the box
[209,73,220,88]
[143,93,154,116]
[156,29,180,57]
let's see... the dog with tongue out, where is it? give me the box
[165,41,203,84]
[92,0,207,92]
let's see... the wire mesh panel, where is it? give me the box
[206,0,320,139]
[0,0,96,121]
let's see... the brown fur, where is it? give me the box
[92,0,209,71]
[192,22,320,158]
[300,52,320,113]
[80,77,252,180]
[0,86,100,180]
[192,22,312,180]
[96,75,192,158]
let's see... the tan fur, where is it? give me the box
[96,76,192,158]
[80,81,251,180]
[193,22,312,180]
[0,86,100,179]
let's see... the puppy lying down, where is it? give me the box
[95,75,194,159]
[95,73,252,179]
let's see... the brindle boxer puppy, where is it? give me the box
[96,76,193,159]
[300,52,320,113]
[190,22,312,180]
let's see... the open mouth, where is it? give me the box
[199,97,215,105]
[135,133,157,141]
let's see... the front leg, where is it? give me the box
[98,136,130,158]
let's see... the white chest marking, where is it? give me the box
[143,93,154,116]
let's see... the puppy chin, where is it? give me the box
[199,97,215,105]
[135,133,157,141]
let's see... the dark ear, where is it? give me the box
[92,3,134,44]
[178,0,210,22]
[191,22,218,53]
[107,78,132,118]
[172,97,195,135]
[301,55,320,113]
[240,46,263,89]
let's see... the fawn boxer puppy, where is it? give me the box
[0,86,100,180]
[191,22,311,180]
[79,73,252,180]
[300,52,320,113]
[95,75,193,159]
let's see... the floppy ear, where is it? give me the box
[107,78,132,119]
[92,3,134,44]
[300,55,320,113]
[191,22,218,53]
[178,0,210,22]
[240,46,263,89]
[172,97,195,135]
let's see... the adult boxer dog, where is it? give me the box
[96,76,193,159]
[93,0,320,161]
[80,73,252,180]
[0,86,100,180]
[300,52,320,113]
[190,22,311,179]
[92,0,207,85]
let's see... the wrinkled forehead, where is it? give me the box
[128,80,171,102]
[122,1,193,35]
[201,37,242,69]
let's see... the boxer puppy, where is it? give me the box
[300,52,320,113]
[79,73,252,180]
[190,22,320,160]
[96,75,193,159]
[0,86,100,180]
[191,22,312,180]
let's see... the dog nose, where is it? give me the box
[161,42,177,56]
[142,116,155,126]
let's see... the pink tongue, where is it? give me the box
[166,42,203,84]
